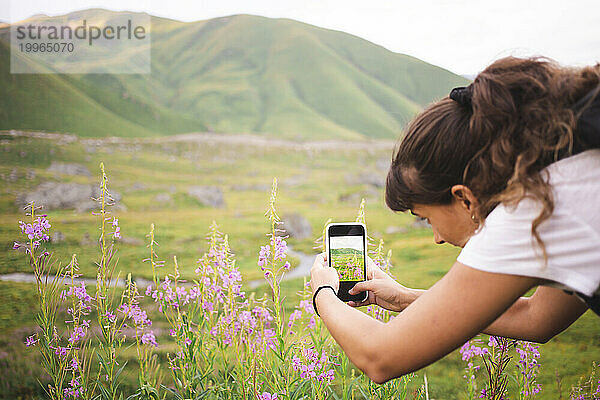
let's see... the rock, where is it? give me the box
[186,186,225,208]
[347,172,385,188]
[411,217,431,229]
[130,182,146,191]
[281,175,306,188]
[51,231,66,243]
[385,226,408,235]
[230,183,270,192]
[47,162,91,176]
[338,187,380,204]
[79,232,94,246]
[119,236,144,246]
[17,182,122,212]
[8,168,18,182]
[154,193,171,203]
[280,213,312,239]
[375,157,391,172]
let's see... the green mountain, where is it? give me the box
[331,248,363,256]
[0,9,470,139]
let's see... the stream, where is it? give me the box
[0,245,316,290]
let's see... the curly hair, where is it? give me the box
[385,55,600,261]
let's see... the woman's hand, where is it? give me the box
[347,256,420,312]
[310,252,340,295]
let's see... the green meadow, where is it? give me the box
[0,131,597,398]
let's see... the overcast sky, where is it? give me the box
[330,236,364,252]
[2,0,598,76]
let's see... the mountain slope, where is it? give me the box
[0,10,470,139]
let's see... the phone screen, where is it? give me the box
[327,223,368,302]
[329,235,365,281]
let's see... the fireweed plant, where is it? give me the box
[459,335,545,400]
[14,164,598,399]
[568,362,600,400]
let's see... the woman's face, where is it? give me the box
[411,198,478,248]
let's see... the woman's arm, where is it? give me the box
[312,255,540,384]
[483,285,588,342]
[347,258,588,343]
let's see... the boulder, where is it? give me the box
[346,172,385,188]
[79,232,94,246]
[230,183,270,192]
[129,182,146,192]
[411,217,431,229]
[51,231,66,243]
[375,157,391,172]
[17,182,122,212]
[186,186,225,208]
[120,236,144,246]
[385,226,408,235]
[47,162,91,176]
[338,187,379,204]
[154,193,172,203]
[280,213,312,239]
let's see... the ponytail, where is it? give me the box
[385,56,600,261]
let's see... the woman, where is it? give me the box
[310,56,600,384]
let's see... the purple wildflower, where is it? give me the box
[260,393,278,400]
[271,235,287,261]
[104,311,116,323]
[292,346,336,384]
[119,304,152,327]
[24,335,37,347]
[63,376,81,399]
[287,310,302,328]
[258,245,271,267]
[460,339,489,362]
[516,341,542,397]
[68,326,86,344]
[17,214,51,251]
[54,346,68,357]
[141,331,158,347]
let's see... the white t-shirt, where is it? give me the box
[457,149,600,298]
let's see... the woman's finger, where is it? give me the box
[348,299,370,307]
[312,253,325,270]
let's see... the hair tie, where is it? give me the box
[450,85,473,109]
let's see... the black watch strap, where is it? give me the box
[313,285,336,317]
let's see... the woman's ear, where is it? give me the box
[450,185,478,211]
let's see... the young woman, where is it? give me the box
[310,56,600,384]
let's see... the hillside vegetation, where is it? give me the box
[0,10,470,139]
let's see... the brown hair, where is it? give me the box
[385,56,600,259]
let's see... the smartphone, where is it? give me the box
[326,222,369,302]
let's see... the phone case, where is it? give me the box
[325,222,369,303]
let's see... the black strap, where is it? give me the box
[564,290,600,317]
[312,285,337,317]
[578,292,600,317]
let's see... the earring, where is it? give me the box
[471,214,477,222]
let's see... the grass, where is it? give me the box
[0,132,598,399]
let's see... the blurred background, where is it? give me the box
[0,0,598,397]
